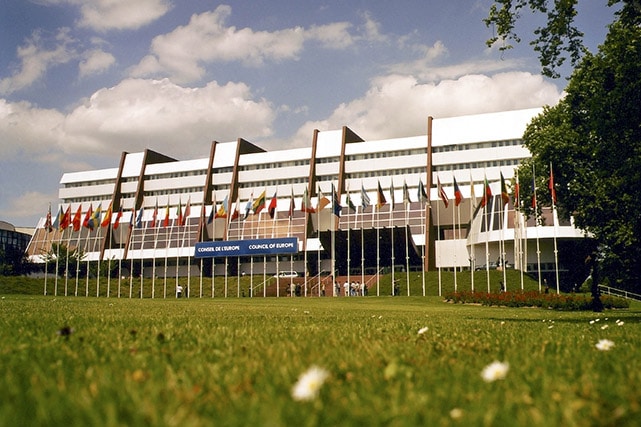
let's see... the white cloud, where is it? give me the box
[130,5,356,84]
[62,78,276,157]
[78,49,116,78]
[0,28,76,95]
[0,99,66,159]
[292,72,562,142]
[1,77,276,161]
[74,0,172,32]
[1,191,58,225]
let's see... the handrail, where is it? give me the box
[598,284,641,302]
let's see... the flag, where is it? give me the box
[437,176,449,208]
[52,205,62,230]
[182,198,191,226]
[244,196,253,219]
[513,172,520,206]
[402,180,411,208]
[549,164,557,205]
[453,177,463,207]
[135,206,144,229]
[113,207,123,230]
[469,174,477,209]
[72,205,82,232]
[176,199,183,225]
[317,188,330,211]
[500,172,510,206]
[332,183,342,217]
[376,181,387,210]
[361,184,371,209]
[252,190,267,215]
[101,203,113,228]
[129,207,135,229]
[207,203,215,224]
[162,202,171,227]
[301,188,315,213]
[149,200,158,228]
[288,187,295,219]
[82,204,93,229]
[531,175,537,208]
[481,176,492,208]
[60,205,71,230]
[215,195,228,220]
[231,197,240,221]
[346,191,356,212]
[268,192,278,218]
[45,204,53,232]
[418,180,428,203]
[87,204,102,230]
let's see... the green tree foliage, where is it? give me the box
[0,245,35,276]
[484,0,639,78]
[515,20,641,289]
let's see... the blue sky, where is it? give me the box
[0,0,617,227]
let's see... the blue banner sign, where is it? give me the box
[194,237,299,258]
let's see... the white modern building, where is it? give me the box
[27,108,586,290]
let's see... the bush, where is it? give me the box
[444,290,630,310]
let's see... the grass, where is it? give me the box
[4,268,542,298]
[0,292,640,426]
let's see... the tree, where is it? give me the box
[0,245,36,276]
[484,0,640,78]
[514,20,641,290]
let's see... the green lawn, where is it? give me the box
[1,293,639,426]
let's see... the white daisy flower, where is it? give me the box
[481,361,509,382]
[291,366,329,401]
[595,339,615,351]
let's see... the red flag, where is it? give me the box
[549,165,557,205]
[453,177,463,207]
[82,204,93,229]
[481,177,492,208]
[268,192,278,219]
[44,205,53,232]
[231,197,240,221]
[150,201,158,228]
[72,205,82,232]
[60,205,71,230]
[113,207,123,230]
[180,198,191,226]
[437,177,449,208]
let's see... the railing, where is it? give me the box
[598,284,641,302]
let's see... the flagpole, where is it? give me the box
[164,205,172,299]
[403,181,410,296]
[95,224,102,297]
[65,213,73,296]
[54,209,61,296]
[74,209,83,297]
[550,163,560,294]
[436,192,442,297]
[469,175,475,292]
[389,181,395,295]
[41,212,49,296]
[451,178,457,292]
[532,164,542,291]
[151,201,159,298]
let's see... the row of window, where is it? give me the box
[433,139,521,153]
[433,158,522,172]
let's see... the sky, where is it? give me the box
[0,0,618,228]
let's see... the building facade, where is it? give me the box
[26,108,586,289]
